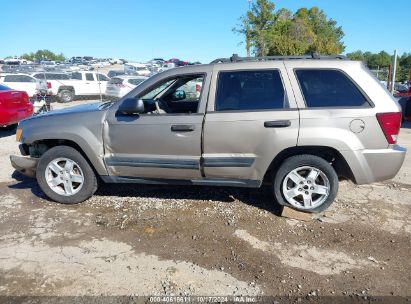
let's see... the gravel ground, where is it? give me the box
[0,102,410,299]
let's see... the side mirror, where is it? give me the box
[118,98,144,115]
[171,90,186,101]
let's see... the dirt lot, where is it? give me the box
[0,101,410,299]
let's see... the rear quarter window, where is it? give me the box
[295,69,370,108]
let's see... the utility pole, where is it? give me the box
[391,49,397,93]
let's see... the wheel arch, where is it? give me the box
[28,138,107,177]
[58,86,75,94]
[263,145,356,184]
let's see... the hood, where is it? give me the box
[26,101,112,120]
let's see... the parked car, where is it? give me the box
[394,83,409,93]
[124,63,151,76]
[109,58,124,65]
[105,75,148,98]
[166,58,187,66]
[0,73,49,99]
[0,84,33,128]
[41,60,56,67]
[32,71,109,102]
[90,60,104,68]
[107,70,125,78]
[398,97,411,121]
[10,54,406,213]
[158,62,176,73]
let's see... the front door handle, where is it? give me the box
[171,124,195,132]
[264,120,291,128]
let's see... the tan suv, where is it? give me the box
[10,54,406,213]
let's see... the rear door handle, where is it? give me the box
[171,125,195,132]
[264,120,291,128]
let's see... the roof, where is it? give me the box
[210,53,348,63]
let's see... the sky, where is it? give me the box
[1,0,410,63]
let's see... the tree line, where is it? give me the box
[346,51,411,82]
[234,0,410,82]
[234,0,345,57]
[19,50,66,62]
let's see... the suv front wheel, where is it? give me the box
[36,146,98,204]
[273,155,338,213]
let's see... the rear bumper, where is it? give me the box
[342,145,407,184]
[0,105,33,126]
[9,155,39,178]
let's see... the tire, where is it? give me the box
[36,146,98,204]
[1,124,17,130]
[58,90,74,103]
[273,154,338,213]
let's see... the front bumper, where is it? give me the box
[341,145,407,184]
[10,155,39,178]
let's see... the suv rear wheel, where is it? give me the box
[36,146,98,204]
[58,90,74,103]
[273,155,338,213]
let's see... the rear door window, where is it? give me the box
[97,74,109,81]
[85,73,95,81]
[215,70,286,111]
[71,72,82,80]
[295,69,370,107]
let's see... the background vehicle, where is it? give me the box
[0,84,33,127]
[10,54,406,213]
[32,71,109,102]
[124,63,151,76]
[107,70,125,78]
[105,75,148,98]
[0,73,49,99]
[158,62,176,72]
[109,58,124,65]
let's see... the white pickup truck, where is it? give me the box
[0,73,48,98]
[32,71,110,102]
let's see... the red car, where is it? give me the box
[0,84,33,128]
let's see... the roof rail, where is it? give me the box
[210,53,348,63]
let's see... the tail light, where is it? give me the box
[376,112,402,144]
[47,82,51,89]
[196,84,201,92]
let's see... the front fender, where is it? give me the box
[19,112,108,176]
